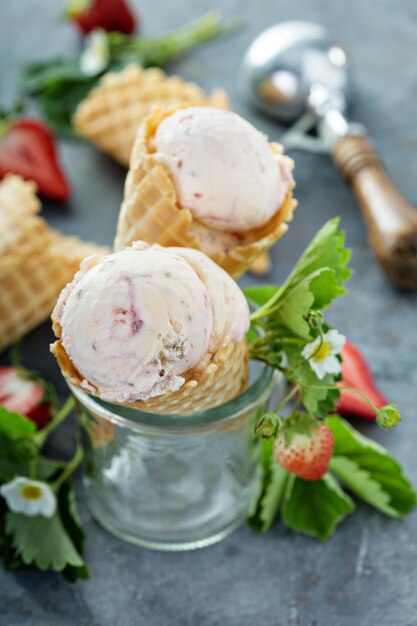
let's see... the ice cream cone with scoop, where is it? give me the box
[115,105,297,279]
[50,242,250,414]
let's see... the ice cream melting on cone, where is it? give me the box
[51,243,249,404]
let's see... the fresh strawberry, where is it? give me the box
[0,367,52,429]
[67,0,137,35]
[274,420,334,481]
[337,341,388,420]
[0,118,70,201]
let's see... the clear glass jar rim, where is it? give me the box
[69,362,275,432]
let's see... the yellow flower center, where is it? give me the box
[20,484,42,500]
[313,341,331,361]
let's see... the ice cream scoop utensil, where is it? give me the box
[241,21,417,290]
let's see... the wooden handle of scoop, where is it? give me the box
[332,134,417,290]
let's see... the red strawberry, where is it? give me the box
[0,367,52,429]
[337,341,388,420]
[67,0,137,35]
[274,421,334,481]
[0,118,70,201]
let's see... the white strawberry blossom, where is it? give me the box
[302,329,346,380]
[0,477,56,518]
[80,29,110,76]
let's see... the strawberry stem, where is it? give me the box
[273,385,299,414]
[305,384,380,414]
[33,396,75,447]
[52,437,83,492]
[108,11,242,66]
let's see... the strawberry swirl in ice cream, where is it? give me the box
[151,106,293,233]
[51,242,249,404]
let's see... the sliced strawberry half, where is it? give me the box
[336,341,388,420]
[67,0,137,35]
[0,366,52,429]
[0,118,70,201]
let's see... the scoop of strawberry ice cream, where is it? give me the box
[52,242,249,403]
[152,107,293,234]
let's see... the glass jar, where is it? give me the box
[71,362,276,551]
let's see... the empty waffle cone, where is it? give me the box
[114,105,297,279]
[73,64,230,167]
[0,233,110,353]
[0,176,110,352]
[51,330,248,415]
[0,175,42,256]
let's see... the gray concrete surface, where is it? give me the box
[1,1,417,624]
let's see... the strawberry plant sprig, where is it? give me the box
[20,11,241,138]
[0,363,87,581]
[246,219,416,540]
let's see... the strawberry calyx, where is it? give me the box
[0,102,24,138]
[66,0,93,18]
[279,412,320,447]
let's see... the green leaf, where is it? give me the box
[6,511,85,572]
[284,218,351,295]
[58,482,85,554]
[258,463,288,532]
[0,407,36,438]
[327,416,417,517]
[248,439,289,533]
[38,80,97,138]
[244,285,279,307]
[58,482,89,582]
[20,57,88,93]
[35,457,63,481]
[0,435,29,482]
[297,363,340,417]
[252,219,351,328]
[21,12,241,138]
[0,497,25,571]
[282,473,355,541]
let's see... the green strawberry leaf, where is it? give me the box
[0,435,62,482]
[296,364,340,417]
[257,462,288,533]
[58,481,89,582]
[248,439,289,534]
[251,219,351,325]
[244,285,280,307]
[282,473,355,541]
[0,435,29,482]
[0,497,25,571]
[0,408,36,438]
[327,416,417,517]
[58,481,85,554]
[284,218,351,294]
[6,510,86,573]
[247,438,274,530]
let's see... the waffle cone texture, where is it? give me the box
[51,324,249,415]
[114,105,297,279]
[73,65,230,167]
[0,175,110,353]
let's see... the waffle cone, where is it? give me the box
[73,64,230,167]
[51,331,249,415]
[0,233,109,353]
[0,175,42,256]
[114,105,296,279]
[0,176,110,353]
